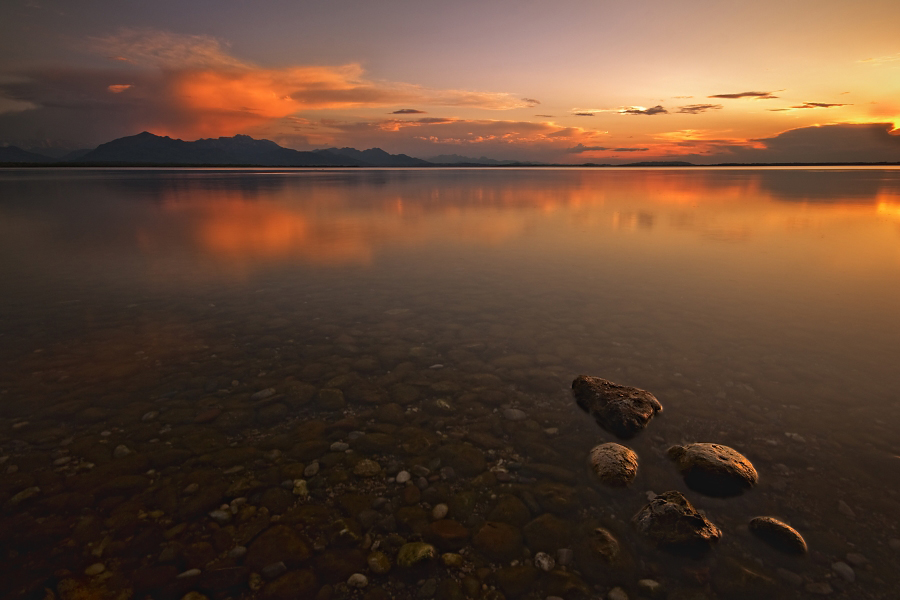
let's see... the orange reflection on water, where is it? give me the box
[122,169,900,274]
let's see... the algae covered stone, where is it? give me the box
[572,376,662,438]
[397,542,437,567]
[667,443,758,497]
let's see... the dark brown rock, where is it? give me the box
[522,513,572,553]
[314,548,366,583]
[749,516,807,555]
[436,443,486,477]
[473,521,524,562]
[632,491,721,553]
[572,375,662,438]
[667,443,758,497]
[246,525,313,570]
[488,495,532,527]
[493,565,538,598]
[262,568,318,600]
[428,519,470,550]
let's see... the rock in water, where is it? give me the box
[748,517,807,555]
[588,443,639,487]
[632,490,721,553]
[666,443,758,497]
[397,542,437,568]
[572,376,662,438]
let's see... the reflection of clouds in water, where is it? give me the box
[3,168,900,279]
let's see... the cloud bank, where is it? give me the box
[0,29,533,141]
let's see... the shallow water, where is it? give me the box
[1,167,898,600]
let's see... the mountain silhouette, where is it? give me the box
[76,132,367,166]
[316,147,432,167]
[0,146,55,163]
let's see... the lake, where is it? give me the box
[1,167,898,600]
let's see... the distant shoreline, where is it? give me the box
[3,161,900,169]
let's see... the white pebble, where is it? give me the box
[432,503,449,520]
[84,563,105,576]
[608,587,629,600]
[177,568,202,578]
[396,470,411,484]
[113,445,131,458]
[832,561,855,582]
[208,510,232,524]
[533,552,555,572]
[347,573,368,588]
[637,580,661,594]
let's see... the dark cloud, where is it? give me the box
[620,105,668,115]
[534,114,553,118]
[567,144,648,153]
[573,112,595,116]
[790,102,850,109]
[392,108,426,114]
[709,91,779,99]
[669,123,900,164]
[676,104,723,114]
[415,117,455,124]
[521,97,541,106]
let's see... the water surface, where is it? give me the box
[1,167,899,599]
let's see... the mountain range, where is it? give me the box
[0,132,444,167]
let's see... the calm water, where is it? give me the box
[1,167,899,600]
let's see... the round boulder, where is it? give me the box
[588,443,638,487]
[749,517,807,555]
[666,443,758,497]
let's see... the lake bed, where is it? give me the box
[1,167,899,600]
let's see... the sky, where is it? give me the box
[1,0,899,164]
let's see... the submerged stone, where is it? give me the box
[667,443,758,497]
[749,516,807,554]
[587,443,638,487]
[397,542,437,567]
[632,490,721,552]
[572,376,662,438]
[473,521,524,562]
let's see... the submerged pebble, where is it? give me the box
[748,516,807,554]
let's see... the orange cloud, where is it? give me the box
[81,29,532,137]
[107,84,132,93]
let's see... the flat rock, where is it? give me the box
[246,525,312,570]
[667,443,758,497]
[261,569,317,600]
[632,490,721,552]
[572,376,662,439]
[473,521,524,562]
[436,443,486,477]
[748,517,807,555]
[588,443,638,487]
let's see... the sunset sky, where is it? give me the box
[1,0,899,163]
